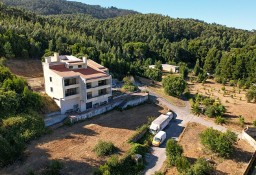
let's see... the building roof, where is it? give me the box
[49,59,109,80]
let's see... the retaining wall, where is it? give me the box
[121,95,148,109]
[242,127,256,150]
[69,94,148,123]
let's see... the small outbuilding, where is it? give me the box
[149,64,179,73]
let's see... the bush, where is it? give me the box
[43,159,63,175]
[204,104,226,118]
[153,171,164,175]
[122,76,138,92]
[200,128,237,157]
[253,120,256,127]
[175,156,190,173]
[239,115,245,127]
[246,86,256,103]
[215,116,226,125]
[162,76,187,97]
[190,158,213,175]
[129,143,149,156]
[166,139,183,166]
[93,140,117,157]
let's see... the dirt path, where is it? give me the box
[0,104,167,175]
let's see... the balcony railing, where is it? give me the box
[86,82,109,89]
[87,92,110,100]
[65,78,77,86]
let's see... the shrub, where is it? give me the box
[153,171,164,175]
[204,104,226,118]
[246,86,256,103]
[253,120,256,127]
[190,158,213,175]
[43,159,63,175]
[166,139,183,166]
[93,140,117,157]
[175,156,190,173]
[129,143,149,156]
[215,116,226,125]
[239,115,245,127]
[200,128,237,157]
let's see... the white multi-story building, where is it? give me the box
[42,53,112,114]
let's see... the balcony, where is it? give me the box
[86,79,110,89]
[64,78,78,86]
[86,93,111,103]
[65,88,79,97]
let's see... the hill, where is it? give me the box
[0,3,255,84]
[0,0,138,18]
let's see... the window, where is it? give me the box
[69,66,73,69]
[98,88,107,96]
[50,87,53,92]
[78,65,82,68]
[98,80,107,86]
[86,102,92,109]
[86,83,92,89]
[87,92,92,99]
[64,78,77,86]
[65,88,78,97]
[50,77,52,82]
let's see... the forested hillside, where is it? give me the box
[0,3,256,85]
[0,0,138,18]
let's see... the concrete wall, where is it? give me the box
[242,128,256,150]
[121,95,148,109]
[69,100,123,123]
[69,94,148,123]
[60,97,80,114]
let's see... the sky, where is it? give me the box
[77,0,256,31]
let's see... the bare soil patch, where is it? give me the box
[166,123,254,175]
[189,79,256,132]
[0,103,167,175]
[5,59,45,92]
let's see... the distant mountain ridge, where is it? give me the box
[0,0,139,18]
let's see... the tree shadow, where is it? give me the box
[230,147,253,163]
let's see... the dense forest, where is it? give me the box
[0,0,138,18]
[0,3,256,85]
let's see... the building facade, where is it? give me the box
[149,64,179,73]
[43,53,112,114]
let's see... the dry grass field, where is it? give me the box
[189,79,256,132]
[0,103,167,175]
[165,123,254,175]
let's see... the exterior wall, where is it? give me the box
[43,63,64,99]
[60,97,80,114]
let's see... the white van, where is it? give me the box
[152,131,166,147]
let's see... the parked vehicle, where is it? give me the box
[149,112,173,135]
[152,131,166,146]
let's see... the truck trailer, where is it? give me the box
[149,112,173,135]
